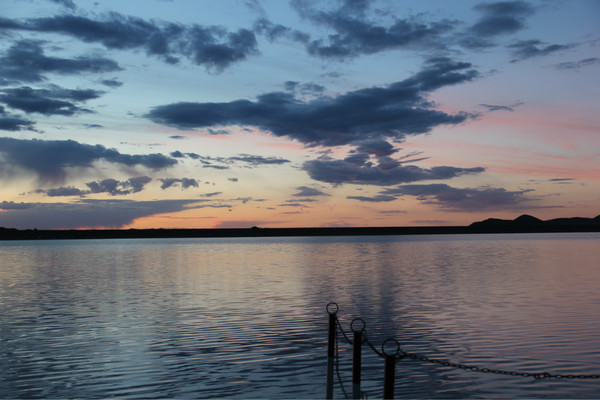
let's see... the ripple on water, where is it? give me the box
[1,234,599,398]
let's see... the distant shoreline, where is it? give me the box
[2,218,599,241]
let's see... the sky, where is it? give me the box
[0,0,598,230]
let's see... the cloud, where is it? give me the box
[147,57,478,146]
[48,0,76,10]
[479,101,523,112]
[353,139,398,157]
[304,154,484,186]
[0,201,34,210]
[347,194,396,202]
[253,17,310,44]
[461,1,534,48]
[228,154,290,166]
[0,40,122,83]
[284,81,325,96]
[0,199,208,229]
[548,178,575,185]
[382,183,534,211]
[554,57,600,70]
[548,178,575,182]
[100,78,123,88]
[0,137,177,183]
[287,0,453,59]
[0,107,35,131]
[45,186,87,196]
[508,40,572,62]
[2,13,258,72]
[175,152,290,168]
[159,177,199,190]
[86,176,152,195]
[0,86,103,116]
[292,186,330,197]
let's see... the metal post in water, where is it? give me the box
[383,354,396,399]
[326,302,339,399]
[351,318,365,399]
[382,338,400,400]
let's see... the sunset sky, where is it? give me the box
[1,0,598,230]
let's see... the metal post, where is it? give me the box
[351,318,365,399]
[382,338,400,400]
[326,303,338,399]
[383,354,396,399]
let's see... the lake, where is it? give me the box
[1,233,599,398]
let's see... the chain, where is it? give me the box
[335,316,354,345]
[401,353,600,380]
[363,330,385,358]
[334,320,350,399]
[331,313,600,381]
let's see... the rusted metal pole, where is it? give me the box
[326,303,338,399]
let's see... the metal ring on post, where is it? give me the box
[381,338,402,357]
[350,318,366,333]
[326,302,339,315]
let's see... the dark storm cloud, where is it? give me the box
[303,155,484,186]
[287,0,453,59]
[292,186,329,197]
[508,40,571,62]
[1,13,258,72]
[0,137,177,183]
[554,57,600,70]
[147,58,478,146]
[0,40,122,84]
[347,194,396,202]
[461,1,534,48]
[382,183,533,211]
[0,199,208,229]
[0,86,102,116]
[159,177,199,190]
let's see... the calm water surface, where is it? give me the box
[1,233,599,398]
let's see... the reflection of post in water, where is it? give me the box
[326,302,338,399]
[382,339,401,399]
[351,318,365,399]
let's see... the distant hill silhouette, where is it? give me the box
[1,214,599,240]
[469,214,600,232]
